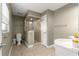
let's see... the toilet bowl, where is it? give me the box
[16,33,22,45]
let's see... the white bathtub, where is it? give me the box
[54,39,79,56]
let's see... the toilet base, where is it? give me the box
[17,41,21,45]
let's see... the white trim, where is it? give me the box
[41,43,54,48]
[8,46,12,56]
[25,42,33,48]
[41,43,48,47]
[27,45,33,48]
[25,42,28,47]
[46,44,54,48]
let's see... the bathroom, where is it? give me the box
[0,3,79,56]
[11,3,79,56]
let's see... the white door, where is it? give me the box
[41,32,47,46]
[41,15,47,46]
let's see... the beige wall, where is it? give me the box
[12,15,24,38]
[0,3,1,40]
[2,4,13,56]
[54,3,78,39]
[0,3,2,56]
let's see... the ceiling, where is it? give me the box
[11,3,68,16]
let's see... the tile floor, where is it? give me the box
[10,42,55,56]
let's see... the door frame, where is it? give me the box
[0,3,2,56]
[40,15,48,47]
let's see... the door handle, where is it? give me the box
[0,43,6,48]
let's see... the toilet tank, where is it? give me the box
[16,33,22,39]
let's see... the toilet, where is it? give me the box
[16,33,22,45]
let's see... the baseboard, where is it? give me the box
[8,46,12,56]
[25,42,33,48]
[27,45,33,48]
[41,43,54,48]
[46,44,54,48]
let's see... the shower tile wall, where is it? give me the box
[12,15,24,38]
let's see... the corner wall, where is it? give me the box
[46,10,54,46]
[41,10,55,46]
